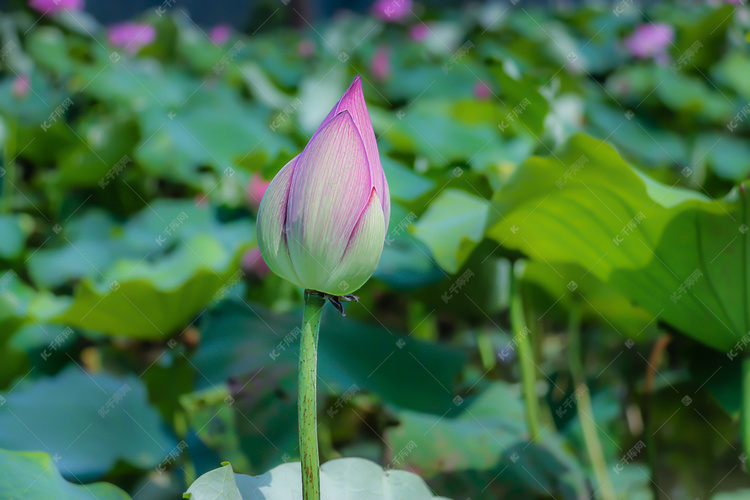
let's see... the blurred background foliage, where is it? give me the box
[0,0,750,498]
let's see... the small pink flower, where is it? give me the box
[297,39,315,57]
[624,23,674,61]
[28,0,83,15]
[371,46,390,82]
[372,0,412,22]
[409,24,430,42]
[247,172,271,212]
[474,80,491,100]
[242,247,270,278]
[108,22,156,56]
[12,74,30,99]
[209,25,231,45]
[194,194,209,207]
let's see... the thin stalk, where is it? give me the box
[568,307,617,500]
[742,357,750,477]
[510,262,540,441]
[299,291,325,500]
[1,118,17,214]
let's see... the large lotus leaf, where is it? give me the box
[56,113,139,188]
[586,100,688,167]
[25,26,74,76]
[135,94,294,185]
[521,260,660,339]
[0,448,130,500]
[380,64,479,103]
[27,209,122,288]
[194,300,465,414]
[0,71,67,126]
[694,132,750,182]
[55,232,248,338]
[182,365,298,475]
[0,367,174,479]
[180,386,253,473]
[185,458,449,500]
[0,214,33,260]
[27,200,229,288]
[385,382,587,497]
[488,134,747,352]
[714,490,750,500]
[382,157,435,203]
[411,189,489,273]
[75,58,194,110]
[606,65,733,123]
[185,299,464,470]
[375,203,445,290]
[490,63,550,136]
[712,51,750,103]
[379,99,505,170]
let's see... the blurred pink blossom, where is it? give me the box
[12,74,30,99]
[108,22,156,55]
[298,39,315,57]
[371,46,391,82]
[474,80,491,99]
[372,0,412,21]
[209,25,231,45]
[624,23,674,62]
[409,24,430,42]
[247,172,270,211]
[28,0,83,15]
[242,247,270,278]
[194,194,209,207]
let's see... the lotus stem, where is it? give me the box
[510,261,541,441]
[742,357,750,478]
[1,118,16,214]
[568,307,617,500]
[299,290,325,500]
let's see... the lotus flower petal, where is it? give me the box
[256,156,303,288]
[286,111,371,289]
[322,77,391,229]
[321,189,386,295]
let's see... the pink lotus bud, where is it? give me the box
[108,22,156,56]
[256,76,390,296]
[242,247,270,278]
[12,74,30,99]
[371,46,391,82]
[409,24,430,42]
[209,25,231,45]
[474,80,491,100]
[623,23,674,60]
[28,0,83,15]
[247,172,271,212]
[372,0,412,22]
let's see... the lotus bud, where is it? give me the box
[623,23,674,63]
[108,22,156,55]
[29,0,83,15]
[209,25,231,45]
[256,76,390,296]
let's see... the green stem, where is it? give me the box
[568,308,617,500]
[510,261,540,441]
[299,291,325,500]
[1,118,17,214]
[742,357,750,475]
